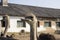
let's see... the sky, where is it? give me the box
[8,0,60,9]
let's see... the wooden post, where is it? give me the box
[3,15,10,37]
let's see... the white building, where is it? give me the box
[0,0,60,33]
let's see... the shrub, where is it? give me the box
[38,33,56,40]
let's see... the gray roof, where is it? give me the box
[0,3,60,18]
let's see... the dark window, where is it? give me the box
[1,20,5,27]
[44,22,51,27]
[56,22,60,27]
[37,21,40,27]
[17,21,26,27]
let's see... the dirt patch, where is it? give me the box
[38,33,56,40]
[1,32,60,40]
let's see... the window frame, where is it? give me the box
[56,22,60,28]
[17,20,26,28]
[1,20,5,27]
[44,21,51,27]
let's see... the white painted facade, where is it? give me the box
[7,16,47,32]
[0,16,57,33]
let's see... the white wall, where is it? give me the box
[7,16,57,32]
[0,16,3,33]
[7,16,46,32]
[0,16,3,20]
[7,16,30,32]
[37,26,46,32]
[0,15,57,33]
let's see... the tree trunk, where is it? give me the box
[3,15,10,37]
[30,14,37,40]
[25,13,37,40]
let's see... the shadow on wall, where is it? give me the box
[38,33,56,40]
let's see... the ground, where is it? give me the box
[0,32,60,40]
[54,34,60,40]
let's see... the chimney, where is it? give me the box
[1,0,8,6]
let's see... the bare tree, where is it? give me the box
[25,13,37,40]
[3,15,10,37]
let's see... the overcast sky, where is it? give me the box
[8,0,60,9]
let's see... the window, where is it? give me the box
[56,22,60,27]
[17,21,26,27]
[1,16,6,27]
[1,20,5,27]
[44,22,51,27]
[37,21,40,27]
